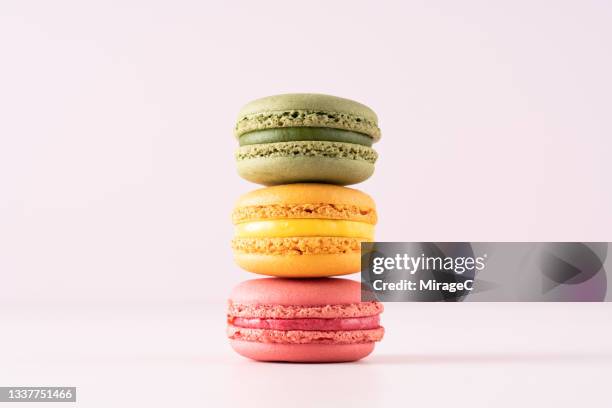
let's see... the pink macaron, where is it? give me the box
[227,277,384,363]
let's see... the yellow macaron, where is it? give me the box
[232,183,377,277]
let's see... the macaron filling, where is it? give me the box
[234,219,375,240]
[230,315,380,331]
[238,127,374,147]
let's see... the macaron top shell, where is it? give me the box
[235,93,381,141]
[234,183,375,210]
[229,278,365,307]
[237,94,378,123]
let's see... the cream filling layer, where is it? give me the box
[234,219,374,240]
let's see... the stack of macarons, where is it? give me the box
[228,93,384,362]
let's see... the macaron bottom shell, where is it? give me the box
[233,251,361,277]
[236,155,374,186]
[230,340,375,363]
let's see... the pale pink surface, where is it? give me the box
[230,339,375,363]
[227,325,384,344]
[227,301,383,319]
[231,315,380,331]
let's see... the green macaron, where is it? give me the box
[234,93,381,186]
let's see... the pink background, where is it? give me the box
[2,1,611,305]
[1,2,611,407]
